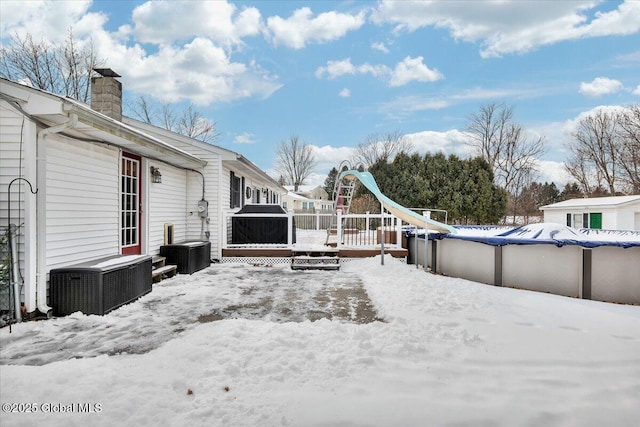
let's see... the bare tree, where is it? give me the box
[275,135,317,191]
[617,104,640,193]
[566,109,620,195]
[466,103,514,172]
[129,96,219,144]
[500,124,545,194]
[353,131,413,168]
[564,152,595,195]
[0,29,101,103]
[177,104,218,143]
[466,102,545,208]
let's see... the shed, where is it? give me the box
[540,195,640,231]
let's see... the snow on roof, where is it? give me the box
[540,195,640,210]
[284,185,324,193]
[284,191,310,200]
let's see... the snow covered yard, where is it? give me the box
[1,257,640,426]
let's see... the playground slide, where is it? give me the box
[339,169,457,234]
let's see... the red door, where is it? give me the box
[121,152,142,254]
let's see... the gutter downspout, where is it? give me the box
[35,112,78,315]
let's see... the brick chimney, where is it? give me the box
[91,68,122,121]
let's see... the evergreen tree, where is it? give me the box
[364,151,506,225]
[323,167,339,200]
[559,182,584,201]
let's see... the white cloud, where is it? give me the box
[371,41,389,53]
[389,56,443,87]
[266,7,365,49]
[371,0,640,58]
[316,57,441,87]
[0,0,105,43]
[579,77,623,97]
[563,104,629,134]
[0,0,283,106]
[339,88,351,98]
[315,58,390,79]
[375,95,449,119]
[312,145,356,167]
[535,159,572,187]
[298,144,356,187]
[404,129,474,157]
[234,132,257,144]
[315,58,357,79]
[632,85,640,96]
[98,36,282,105]
[130,1,262,47]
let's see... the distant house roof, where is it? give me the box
[284,185,318,192]
[284,191,310,201]
[540,195,640,210]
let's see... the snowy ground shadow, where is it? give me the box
[198,266,381,324]
[0,263,382,366]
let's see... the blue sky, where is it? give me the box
[2,0,639,187]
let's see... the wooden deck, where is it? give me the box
[222,247,407,258]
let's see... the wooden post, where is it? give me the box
[494,245,502,286]
[431,239,438,274]
[582,249,592,299]
[287,210,293,246]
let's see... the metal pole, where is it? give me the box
[380,202,385,265]
[9,224,22,323]
[337,210,342,248]
[423,211,431,272]
[287,210,293,246]
[415,226,419,269]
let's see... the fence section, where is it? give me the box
[408,236,640,305]
[223,210,405,249]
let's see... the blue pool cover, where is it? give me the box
[405,223,640,248]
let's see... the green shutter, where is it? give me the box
[589,213,602,229]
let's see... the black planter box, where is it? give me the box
[160,240,211,274]
[49,255,152,316]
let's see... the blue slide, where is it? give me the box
[339,169,456,234]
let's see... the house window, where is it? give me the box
[230,172,241,208]
[572,213,584,228]
[589,212,602,229]
[283,202,288,209]
[566,213,571,227]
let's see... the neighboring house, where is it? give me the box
[282,185,332,212]
[540,195,640,231]
[0,72,284,314]
[286,185,329,201]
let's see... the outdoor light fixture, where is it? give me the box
[150,166,162,183]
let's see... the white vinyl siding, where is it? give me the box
[0,102,28,279]
[122,120,222,259]
[46,137,120,269]
[148,162,187,255]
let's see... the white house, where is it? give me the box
[0,72,284,315]
[282,185,332,212]
[540,195,640,231]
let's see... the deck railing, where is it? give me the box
[223,211,405,248]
